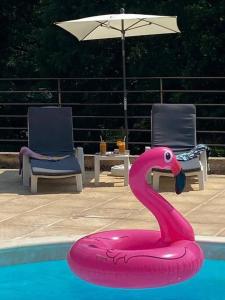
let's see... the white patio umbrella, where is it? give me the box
[55,8,180,147]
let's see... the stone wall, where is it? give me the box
[0,152,224,174]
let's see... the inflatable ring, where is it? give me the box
[68,147,204,288]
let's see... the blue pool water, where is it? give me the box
[0,259,225,300]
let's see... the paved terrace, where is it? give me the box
[0,169,225,248]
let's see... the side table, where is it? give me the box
[94,153,130,186]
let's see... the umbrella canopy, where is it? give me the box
[55,9,180,147]
[55,11,180,41]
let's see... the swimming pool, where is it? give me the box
[0,258,224,300]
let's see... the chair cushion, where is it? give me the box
[152,158,201,174]
[151,104,196,152]
[30,155,81,176]
[28,107,74,155]
[180,158,202,172]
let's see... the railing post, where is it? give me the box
[160,78,163,103]
[57,79,62,107]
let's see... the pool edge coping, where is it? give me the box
[0,235,225,266]
[1,235,225,250]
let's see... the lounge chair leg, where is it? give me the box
[152,173,160,191]
[76,147,85,181]
[146,171,153,185]
[31,175,38,193]
[200,150,208,182]
[22,155,31,187]
[198,171,204,190]
[76,174,83,192]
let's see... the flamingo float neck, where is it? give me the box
[129,148,195,243]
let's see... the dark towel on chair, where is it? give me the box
[176,144,209,161]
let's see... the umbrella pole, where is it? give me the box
[121,15,128,149]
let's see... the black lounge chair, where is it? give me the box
[22,107,84,193]
[150,104,207,190]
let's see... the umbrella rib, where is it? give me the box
[126,23,152,32]
[124,19,145,31]
[144,19,180,33]
[97,21,122,33]
[81,23,103,40]
[81,21,122,40]
[125,19,179,34]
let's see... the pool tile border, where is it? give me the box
[0,235,225,267]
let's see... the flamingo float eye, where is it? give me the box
[164,150,173,163]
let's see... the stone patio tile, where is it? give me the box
[170,202,199,214]
[42,196,110,209]
[126,209,157,222]
[103,219,159,231]
[167,194,213,205]
[192,203,225,214]
[187,211,225,225]
[24,226,95,238]
[4,196,58,206]
[71,207,134,219]
[208,195,225,205]
[217,228,225,237]
[192,223,225,236]
[0,212,19,222]
[0,195,19,201]
[0,224,40,240]
[25,218,117,238]
[55,216,116,228]
[84,185,130,193]
[114,193,137,201]
[1,213,62,227]
[26,204,81,218]
[99,198,143,210]
[0,202,41,213]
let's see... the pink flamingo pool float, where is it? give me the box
[68,147,204,288]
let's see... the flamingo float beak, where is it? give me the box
[175,170,186,194]
[171,159,186,195]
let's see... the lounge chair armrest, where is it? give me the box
[74,147,85,178]
[145,146,151,152]
[144,146,152,183]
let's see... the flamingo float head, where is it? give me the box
[148,147,186,194]
[130,147,186,195]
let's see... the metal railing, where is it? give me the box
[0,77,225,154]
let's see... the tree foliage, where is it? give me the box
[0,1,225,154]
[0,0,225,78]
